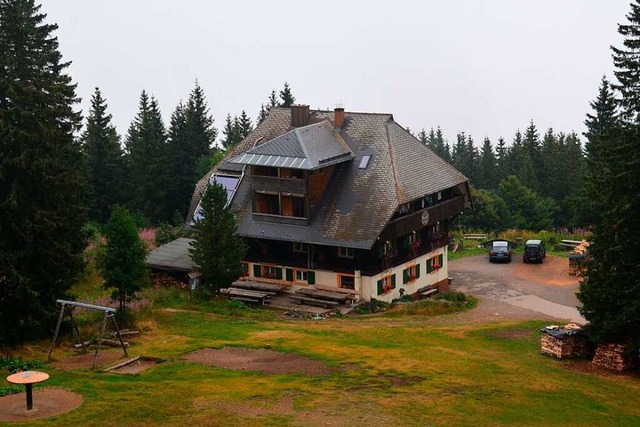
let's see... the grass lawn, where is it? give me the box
[9,308,640,426]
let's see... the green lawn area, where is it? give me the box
[8,308,640,426]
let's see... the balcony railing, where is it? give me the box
[252,176,306,195]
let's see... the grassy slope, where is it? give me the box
[17,310,640,427]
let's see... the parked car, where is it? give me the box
[489,240,512,263]
[523,239,546,263]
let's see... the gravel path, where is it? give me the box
[449,253,585,323]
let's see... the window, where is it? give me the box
[338,246,354,258]
[292,242,308,253]
[383,240,394,255]
[255,192,280,215]
[213,174,241,205]
[358,155,371,169]
[281,195,305,217]
[377,274,396,295]
[339,274,355,290]
[261,265,279,279]
[295,269,309,283]
[241,262,249,278]
[403,263,421,284]
[426,254,444,274]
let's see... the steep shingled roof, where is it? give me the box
[187,107,469,250]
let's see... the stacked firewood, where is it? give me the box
[592,344,638,371]
[569,240,590,276]
[540,324,589,359]
[150,273,187,289]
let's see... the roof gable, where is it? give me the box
[227,121,353,170]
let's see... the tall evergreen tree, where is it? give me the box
[238,110,253,139]
[125,91,169,223]
[523,120,542,192]
[495,136,508,183]
[579,76,619,225]
[612,0,640,121]
[165,82,217,219]
[578,1,640,349]
[81,88,125,223]
[0,0,87,343]
[279,82,295,107]
[478,137,497,189]
[190,182,246,294]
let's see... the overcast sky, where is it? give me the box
[44,1,629,146]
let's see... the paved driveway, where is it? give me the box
[449,253,586,323]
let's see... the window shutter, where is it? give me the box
[403,268,409,285]
[403,236,410,249]
[439,254,444,268]
[286,268,293,282]
[308,271,316,284]
[275,267,283,280]
[391,274,396,289]
[416,264,421,279]
[377,279,384,295]
[427,259,432,274]
[253,265,261,278]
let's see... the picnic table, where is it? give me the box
[220,288,272,305]
[295,288,349,303]
[231,280,287,294]
[6,370,49,411]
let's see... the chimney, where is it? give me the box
[334,107,345,130]
[291,104,309,127]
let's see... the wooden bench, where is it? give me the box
[555,242,578,251]
[289,295,339,308]
[421,288,439,297]
[227,296,271,305]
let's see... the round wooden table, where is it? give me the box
[6,371,49,411]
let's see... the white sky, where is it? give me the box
[44,1,629,146]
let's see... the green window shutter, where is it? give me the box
[439,254,444,268]
[403,268,409,285]
[403,237,410,249]
[308,271,316,284]
[377,279,384,295]
[391,239,397,251]
[285,268,293,282]
[416,263,421,279]
[427,259,432,274]
[275,267,283,280]
[391,274,396,289]
[253,264,261,278]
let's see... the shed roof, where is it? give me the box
[145,238,197,272]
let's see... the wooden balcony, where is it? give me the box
[252,176,306,195]
[380,195,465,241]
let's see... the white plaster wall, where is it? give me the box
[361,247,449,303]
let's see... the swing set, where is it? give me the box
[47,299,128,369]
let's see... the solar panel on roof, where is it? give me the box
[213,175,240,201]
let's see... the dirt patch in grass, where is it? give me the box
[184,346,336,375]
[0,388,83,422]
[106,357,165,374]
[52,350,126,370]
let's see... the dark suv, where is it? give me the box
[523,239,546,263]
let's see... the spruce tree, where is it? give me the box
[578,1,640,347]
[166,102,188,218]
[478,137,497,190]
[165,82,217,219]
[612,0,640,121]
[0,0,87,343]
[189,182,246,294]
[238,110,253,139]
[125,91,169,223]
[99,205,148,316]
[82,87,125,223]
[279,82,295,107]
[523,120,542,192]
[495,137,508,183]
[579,77,619,225]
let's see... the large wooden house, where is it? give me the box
[187,105,471,302]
